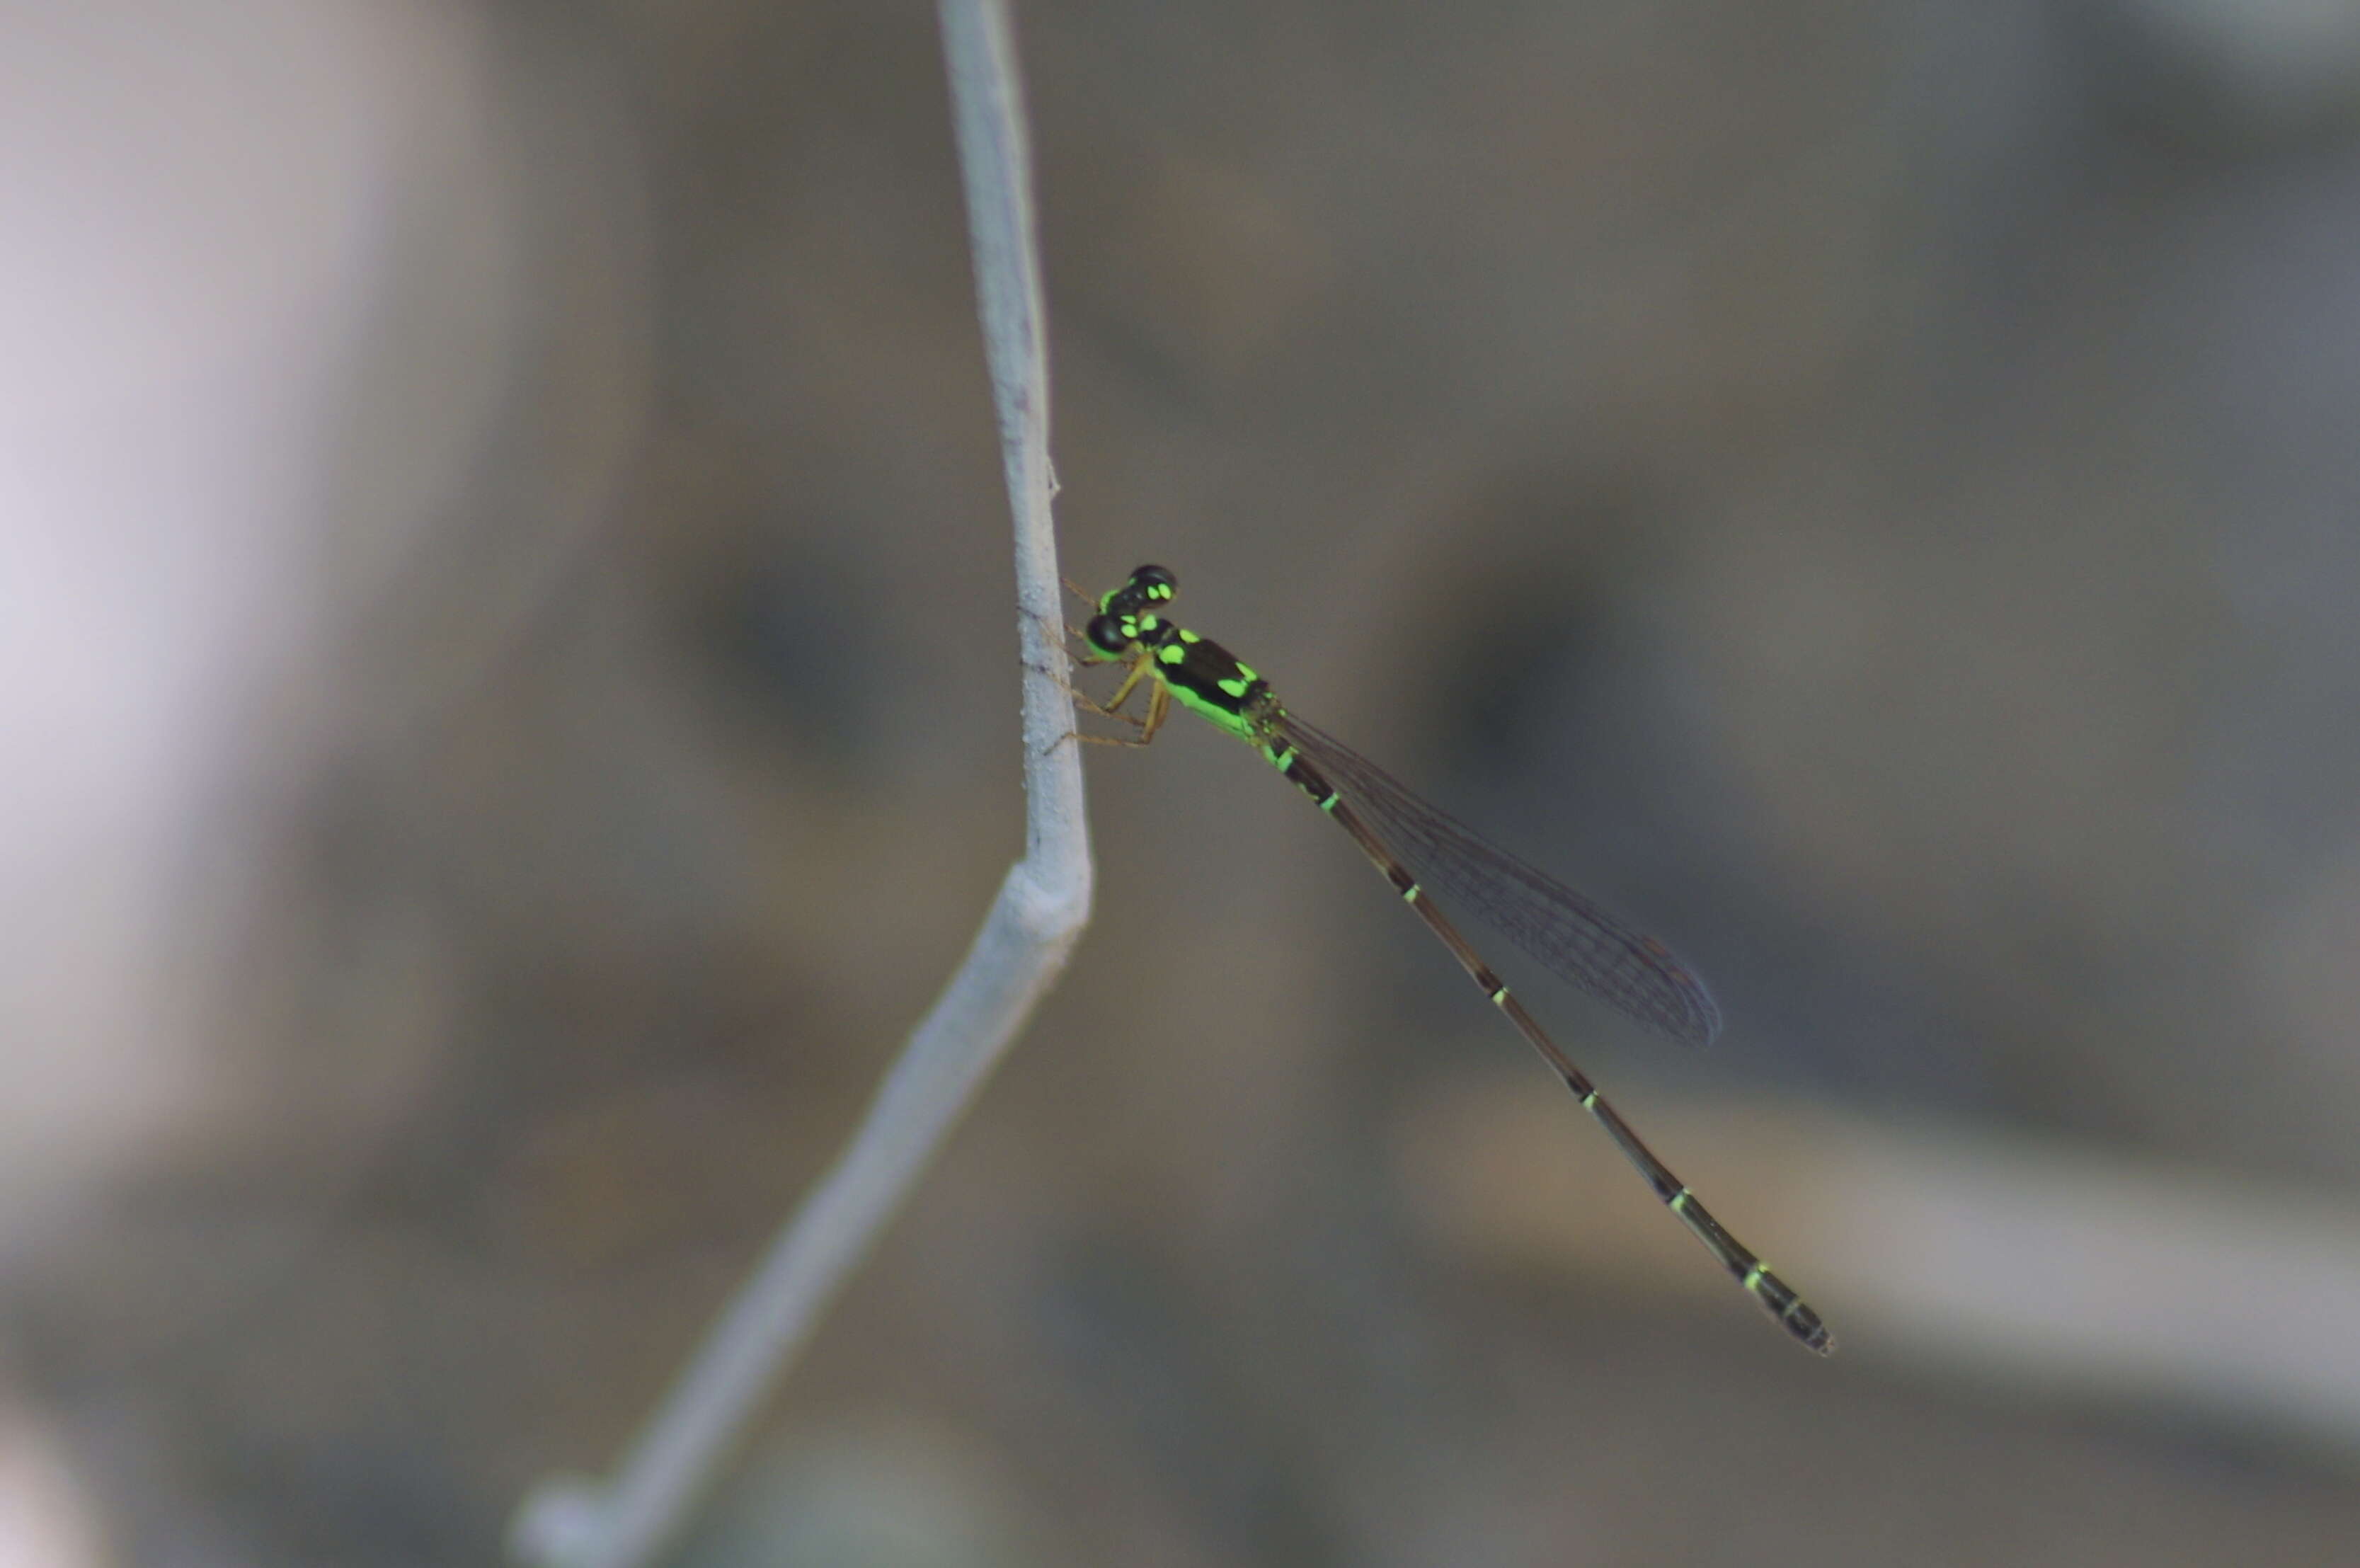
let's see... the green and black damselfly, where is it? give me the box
[1071,564,1833,1355]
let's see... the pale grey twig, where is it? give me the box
[507,2,1088,1563]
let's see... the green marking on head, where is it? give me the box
[1177,627,1201,643]
[1216,677,1250,697]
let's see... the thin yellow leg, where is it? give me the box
[1097,654,1151,719]
[1138,677,1171,743]
[1062,651,1166,749]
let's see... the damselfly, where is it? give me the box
[1072,564,1833,1355]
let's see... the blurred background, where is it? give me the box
[8,0,2360,1563]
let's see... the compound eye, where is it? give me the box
[1130,564,1176,599]
[1084,614,1130,654]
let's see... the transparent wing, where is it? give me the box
[1278,714,1723,1046]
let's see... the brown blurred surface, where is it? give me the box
[12,0,2360,1563]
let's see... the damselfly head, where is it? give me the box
[1084,566,1180,656]
[1098,564,1176,616]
